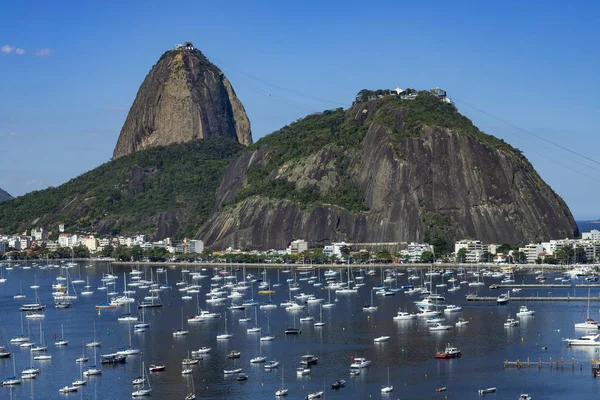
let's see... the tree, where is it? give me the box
[481,251,492,263]
[516,251,528,264]
[101,245,114,258]
[131,245,143,261]
[376,249,392,263]
[339,245,351,260]
[456,248,468,263]
[420,251,434,263]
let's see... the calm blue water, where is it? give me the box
[1,262,600,399]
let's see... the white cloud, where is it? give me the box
[35,48,53,57]
[15,48,25,55]
[1,45,14,54]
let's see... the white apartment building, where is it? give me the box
[582,229,600,241]
[80,236,99,252]
[406,242,434,262]
[324,242,352,259]
[8,236,21,250]
[188,239,204,254]
[58,234,78,248]
[454,239,485,263]
[519,244,544,263]
[288,239,308,255]
[31,227,48,242]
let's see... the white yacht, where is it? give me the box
[350,357,371,368]
[516,305,535,317]
[563,334,600,346]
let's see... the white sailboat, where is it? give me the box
[246,307,261,333]
[2,356,21,386]
[83,343,101,376]
[72,359,87,386]
[381,366,393,393]
[86,321,102,347]
[322,288,336,308]
[132,362,152,396]
[173,307,189,336]
[575,288,599,329]
[116,323,140,355]
[314,304,326,327]
[216,311,233,339]
[55,323,68,346]
[275,365,288,396]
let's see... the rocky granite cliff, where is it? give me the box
[0,188,12,203]
[197,91,578,250]
[113,43,252,159]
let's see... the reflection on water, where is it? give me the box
[0,262,598,399]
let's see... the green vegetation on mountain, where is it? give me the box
[0,137,243,238]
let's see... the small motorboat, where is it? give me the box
[236,373,248,381]
[349,368,361,376]
[148,364,165,372]
[331,379,346,389]
[300,355,318,366]
[58,385,78,393]
[516,305,535,317]
[435,344,462,359]
[223,368,242,375]
[504,316,520,327]
[250,355,267,364]
[436,387,447,392]
[191,347,211,356]
[182,368,193,375]
[182,358,199,365]
[306,390,324,399]
[296,367,311,376]
[478,387,497,395]
[275,388,289,396]
[455,317,469,327]
[264,360,280,369]
[350,357,371,368]
[227,350,241,359]
[519,395,532,400]
[496,293,509,305]
[429,323,453,331]
[285,328,301,335]
[374,336,390,343]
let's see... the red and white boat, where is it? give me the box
[435,344,461,359]
[148,364,165,372]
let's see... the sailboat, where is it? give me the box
[81,277,94,296]
[261,316,275,341]
[116,323,140,355]
[239,307,252,323]
[71,339,87,363]
[381,366,393,393]
[575,288,599,329]
[132,362,152,396]
[173,307,189,336]
[314,304,326,327]
[83,343,101,376]
[362,290,378,312]
[134,307,150,332]
[247,307,262,333]
[118,300,138,322]
[72,359,87,386]
[275,365,288,396]
[2,356,21,386]
[86,322,102,347]
[184,374,196,399]
[9,314,30,344]
[216,311,233,339]
[32,327,51,360]
[31,323,48,352]
[250,339,267,363]
[322,288,336,308]
[13,280,26,299]
[55,323,68,346]
[335,263,358,294]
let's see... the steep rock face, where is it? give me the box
[198,94,577,250]
[0,188,12,203]
[113,45,252,159]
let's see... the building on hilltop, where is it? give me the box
[430,87,453,104]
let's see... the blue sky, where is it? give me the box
[1,1,598,219]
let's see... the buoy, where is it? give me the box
[367,316,370,319]
[521,337,524,342]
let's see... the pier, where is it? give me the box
[504,357,579,370]
[490,283,600,289]
[466,295,600,302]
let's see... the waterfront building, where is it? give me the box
[454,239,484,262]
[188,239,204,254]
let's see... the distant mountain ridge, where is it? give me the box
[0,188,11,203]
